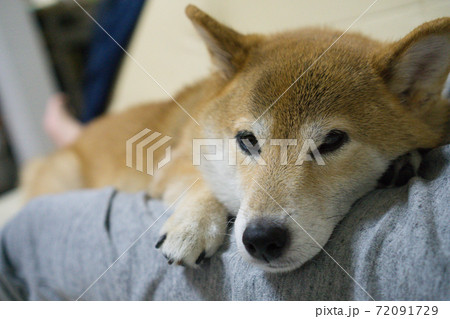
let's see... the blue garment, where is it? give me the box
[81,0,146,123]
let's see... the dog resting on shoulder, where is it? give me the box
[24,6,449,272]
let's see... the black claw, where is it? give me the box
[195,251,206,265]
[395,162,415,187]
[168,259,174,265]
[155,234,167,249]
[377,162,396,187]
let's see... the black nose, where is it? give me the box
[242,222,288,262]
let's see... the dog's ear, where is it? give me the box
[186,5,257,78]
[373,18,450,111]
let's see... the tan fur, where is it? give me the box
[23,6,450,271]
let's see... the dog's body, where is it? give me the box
[25,6,450,272]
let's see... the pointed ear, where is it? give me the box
[373,18,450,109]
[186,5,256,78]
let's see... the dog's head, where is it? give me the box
[187,5,450,272]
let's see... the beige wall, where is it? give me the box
[110,0,450,112]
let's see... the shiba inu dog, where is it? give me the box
[24,6,449,272]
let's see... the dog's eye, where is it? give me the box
[318,130,348,154]
[236,130,260,155]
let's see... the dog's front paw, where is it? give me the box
[378,150,422,188]
[155,203,228,267]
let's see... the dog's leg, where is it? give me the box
[152,155,229,267]
[377,150,422,188]
[22,149,83,199]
